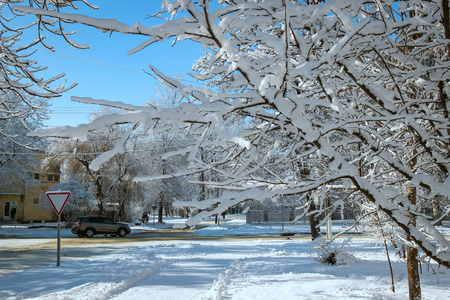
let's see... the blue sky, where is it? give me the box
[19,1,203,127]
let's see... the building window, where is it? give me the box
[34,173,40,180]
[48,175,53,181]
[54,175,59,182]
[33,198,39,205]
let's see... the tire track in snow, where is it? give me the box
[100,259,173,300]
[200,259,247,300]
[13,249,172,300]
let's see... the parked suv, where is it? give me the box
[72,216,131,238]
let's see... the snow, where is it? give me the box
[1,216,449,300]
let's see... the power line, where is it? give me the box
[47,106,106,116]
[0,143,196,156]
[28,45,206,86]
[34,46,148,75]
[24,169,133,178]
[51,111,97,114]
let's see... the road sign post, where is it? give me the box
[46,191,71,267]
[57,214,61,266]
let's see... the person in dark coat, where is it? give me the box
[10,207,16,220]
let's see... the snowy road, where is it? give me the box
[1,239,309,299]
[0,231,301,274]
[0,238,130,274]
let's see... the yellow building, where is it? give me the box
[1,167,61,223]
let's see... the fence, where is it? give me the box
[246,209,357,225]
[246,209,305,225]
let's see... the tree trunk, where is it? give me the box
[118,201,125,222]
[432,197,441,224]
[407,242,421,300]
[158,202,163,224]
[308,200,321,240]
[407,148,421,300]
[95,175,104,215]
[157,191,164,223]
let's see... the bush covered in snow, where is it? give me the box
[314,237,357,266]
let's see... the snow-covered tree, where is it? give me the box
[0,1,75,145]
[45,110,142,221]
[134,132,195,222]
[136,80,200,223]
[16,0,450,276]
[0,0,75,195]
[0,92,49,192]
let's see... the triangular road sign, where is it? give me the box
[46,191,71,216]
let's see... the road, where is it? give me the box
[0,229,301,274]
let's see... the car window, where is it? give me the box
[103,218,114,224]
[88,217,102,223]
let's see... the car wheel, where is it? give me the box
[85,228,95,238]
[118,228,127,237]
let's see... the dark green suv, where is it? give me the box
[72,216,131,238]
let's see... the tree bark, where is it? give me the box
[158,201,163,224]
[407,149,421,300]
[432,197,441,223]
[407,243,421,300]
[308,199,321,240]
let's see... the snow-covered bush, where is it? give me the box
[314,238,357,266]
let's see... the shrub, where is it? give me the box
[314,237,357,266]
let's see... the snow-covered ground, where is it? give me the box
[1,216,449,299]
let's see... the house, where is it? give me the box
[0,163,61,223]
